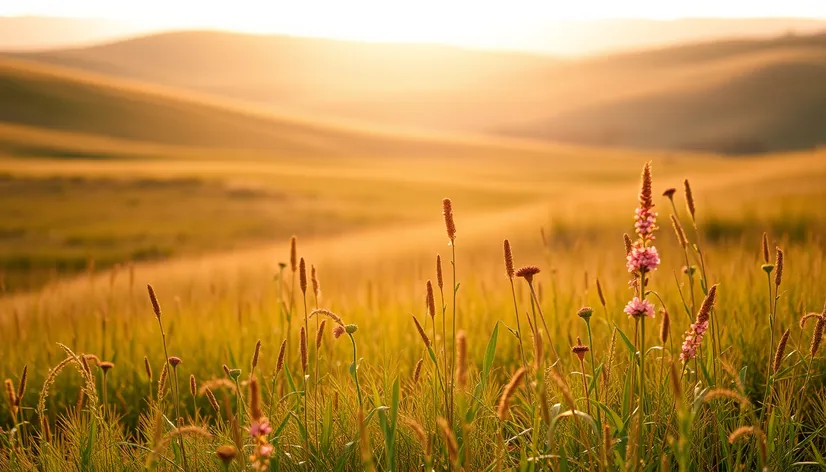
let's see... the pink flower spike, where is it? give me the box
[626,246,660,273]
[624,297,656,319]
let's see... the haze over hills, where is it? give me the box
[8,30,826,154]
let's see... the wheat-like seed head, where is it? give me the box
[309,309,344,326]
[310,264,320,299]
[4,379,15,412]
[143,356,153,381]
[402,417,428,452]
[639,162,653,210]
[204,387,220,413]
[728,426,767,465]
[251,339,262,371]
[503,239,515,279]
[704,388,748,405]
[147,284,162,321]
[623,234,633,255]
[37,356,73,418]
[775,247,784,287]
[436,254,443,290]
[604,329,617,392]
[158,363,169,400]
[153,426,212,454]
[442,198,456,241]
[596,278,606,307]
[413,358,424,384]
[761,233,770,264]
[290,236,297,272]
[426,280,436,319]
[671,215,688,248]
[773,329,790,373]
[810,317,824,358]
[660,310,670,344]
[249,376,262,421]
[683,179,696,222]
[16,365,27,407]
[497,367,527,420]
[316,319,327,350]
[299,258,307,294]
[412,315,431,348]
[696,284,718,325]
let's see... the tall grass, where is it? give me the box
[2,161,826,471]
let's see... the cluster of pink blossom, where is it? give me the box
[679,320,709,361]
[634,207,658,241]
[624,297,656,319]
[250,420,274,471]
[626,245,661,273]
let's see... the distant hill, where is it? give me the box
[11,30,826,154]
[0,16,152,51]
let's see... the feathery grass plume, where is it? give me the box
[660,310,670,343]
[299,326,308,373]
[16,365,27,407]
[810,316,824,358]
[249,376,262,421]
[403,417,429,458]
[704,388,748,405]
[436,255,443,290]
[671,215,688,248]
[147,284,163,321]
[412,315,431,348]
[596,278,606,308]
[309,308,345,326]
[198,379,237,395]
[426,280,436,319]
[299,257,307,294]
[290,236,297,273]
[761,233,770,264]
[456,330,468,388]
[251,339,262,372]
[721,359,745,393]
[662,187,676,200]
[316,319,327,349]
[623,233,633,255]
[774,247,784,287]
[4,379,15,412]
[144,356,153,382]
[442,198,456,241]
[36,356,73,417]
[774,328,790,372]
[216,445,238,466]
[158,363,169,399]
[683,179,696,222]
[84,354,100,366]
[602,423,613,469]
[437,416,459,465]
[276,340,287,375]
[497,367,526,420]
[728,426,767,466]
[571,337,589,361]
[503,239,515,279]
[413,359,424,384]
[204,387,220,413]
[515,265,540,283]
[549,370,577,412]
[57,343,99,410]
[800,312,821,328]
[311,264,320,298]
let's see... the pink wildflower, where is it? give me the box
[259,444,274,457]
[250,420,272,438]
[626,246,660,273]
[634,207,658,240]
[624,297,655,319]
[680,320,709,361]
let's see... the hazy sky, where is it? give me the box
[3,1,826,47]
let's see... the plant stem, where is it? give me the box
[526,281,560,368]
[509,279,532,403]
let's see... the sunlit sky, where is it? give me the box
[4,0,826,49]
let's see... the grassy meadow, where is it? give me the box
[1,37,826,472]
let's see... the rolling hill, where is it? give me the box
[9,30,826,154]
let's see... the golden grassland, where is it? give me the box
[1,148,826,470]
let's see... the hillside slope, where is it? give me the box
[13,31,826,154]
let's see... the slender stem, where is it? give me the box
[509,279,532,403]
[156,318,189,472]
[759,272,774,426]
[585,320,599,424]
[349,334,363,407]
[579,358,591,415]
[527,281,560,367]
[450,242,457,426]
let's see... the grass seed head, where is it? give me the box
[16,365,27,407]
[775,247,784,287]
[205,387,220,413]
[671,215,689,248]
[503,239,515,279]
[426,280,436,319]
[143,356,152,381]
[773,329,790,373]
[623,233,633,255]
[437,416,459,465]
[311,264,320,298]
[442,198,456,241]
[684,179,696,222]
[456,330,468,388]
[810,317,824,358]
[290,236,297,272]
[761,233,770,264]
[436,254,443,290]
[413,358,424,384]
[158,363,168,399]
[596,278,606,307]
[412,315,431,348]
[249,375,262,421]
[299,257,307,294]
[660,310,670,344]
[697,284,718,325]
[276,339,287,375]
[189,374,196,397]
[639,162,653,210]
[252,339,262,371]
[497,367,527,420]
[147,284,162,321]
[216,445,238,465]
[515,265,540,283]
[4,379,16,412]
[728,426,767,465]
[316,319,327,349]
